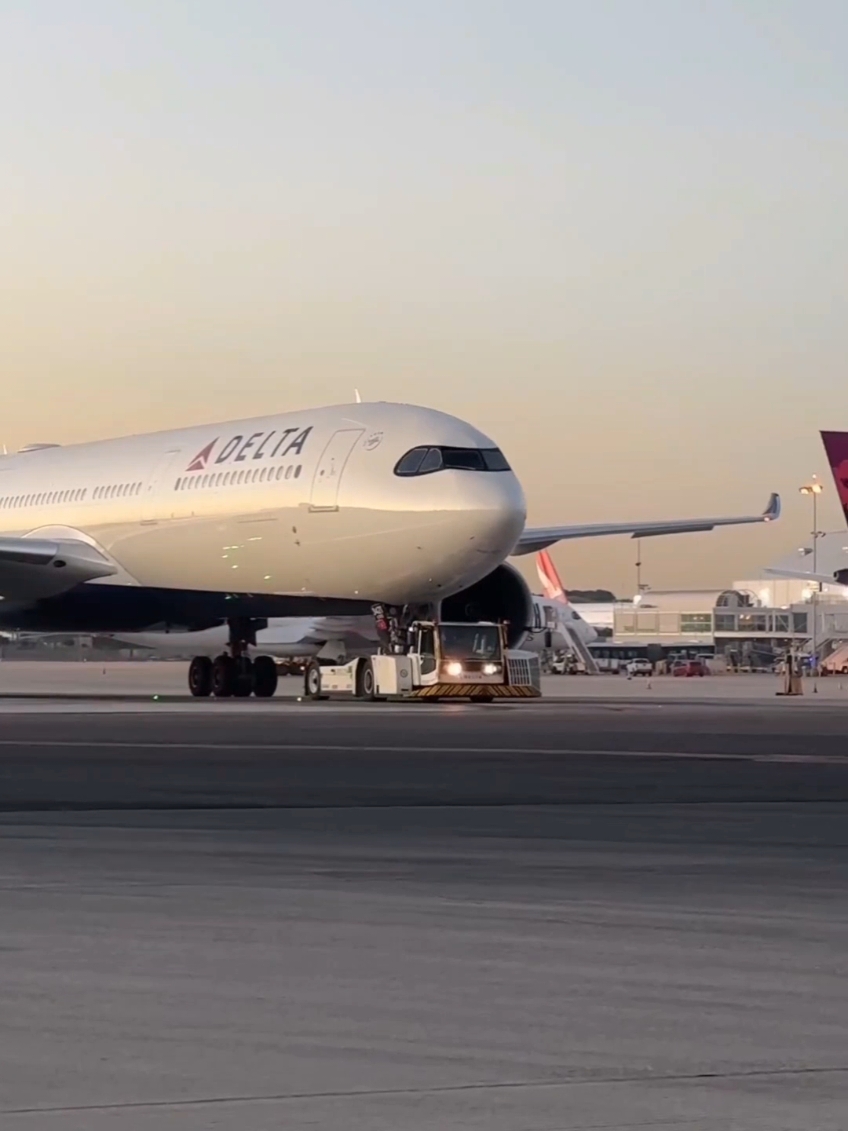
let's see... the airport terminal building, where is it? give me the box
[589,532,848,671]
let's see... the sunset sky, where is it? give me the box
[2,1,846,594]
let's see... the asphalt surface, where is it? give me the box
[2,701,848,1129]
[6,659,848,700]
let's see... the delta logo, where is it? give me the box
[186,440,217,472]
[184,426,313,473]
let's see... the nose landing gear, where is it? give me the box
[188,618,278,699]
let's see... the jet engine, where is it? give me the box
[439,563,533,649]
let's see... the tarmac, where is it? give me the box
[1,664,848,1129]
[3,658,848,701]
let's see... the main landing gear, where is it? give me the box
[188,618,278,699]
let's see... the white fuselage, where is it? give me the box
[0,402,526,611]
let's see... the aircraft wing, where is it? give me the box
[764,566,843,586]
[513,493,780,556]
[0,538,117,602]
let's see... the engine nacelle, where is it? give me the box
[439,563,533,649]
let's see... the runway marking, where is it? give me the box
[4,1062,848,1116]
[0,739,844,763]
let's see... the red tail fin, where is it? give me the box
[821,431,848,524]
[536,550,568,604]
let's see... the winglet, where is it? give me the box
[821,431,848,523]
[763,492,781,522]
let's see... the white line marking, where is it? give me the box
[0,740,840,762]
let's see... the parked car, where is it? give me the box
[672,659,708,678]
[548,651,576,675]
[625,658,653,677]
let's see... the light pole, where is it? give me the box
[635,537,650,598]
[799,476,824,677]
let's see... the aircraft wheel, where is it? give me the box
[188,655,212,698]
[305,661,323,699]
[233,656,254,698]
[211,654,235,698]
[253,655,278,698]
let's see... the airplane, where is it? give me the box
[530,548,597,643]
[0,400,780,697]
[526,549,600,671]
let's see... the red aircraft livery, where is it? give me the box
[821,430,848,523]
[185,426,313,474]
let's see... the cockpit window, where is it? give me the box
[481,448,510,471]
[394,447,428,476]
[441,448,485,470]
[418,448,444,473]
[394,446,511,476]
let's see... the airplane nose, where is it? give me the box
[457,471,526,559]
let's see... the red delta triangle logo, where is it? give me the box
[186,439,218,473]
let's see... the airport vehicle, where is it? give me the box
[625,657,653,677]
[0,400,780,698]
[549,651,578,675]
[304,620,541,701]
[588,644,649,673]
[672,659,707,677]
[820,643,848,675]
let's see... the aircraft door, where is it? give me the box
[309,429,364,511]
[140,448,184,523]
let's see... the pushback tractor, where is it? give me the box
[303,621,542,702]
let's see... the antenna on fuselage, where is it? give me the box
[354,388,362,403]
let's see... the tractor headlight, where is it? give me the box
[482,663,499,675]
[445,661,463,677]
